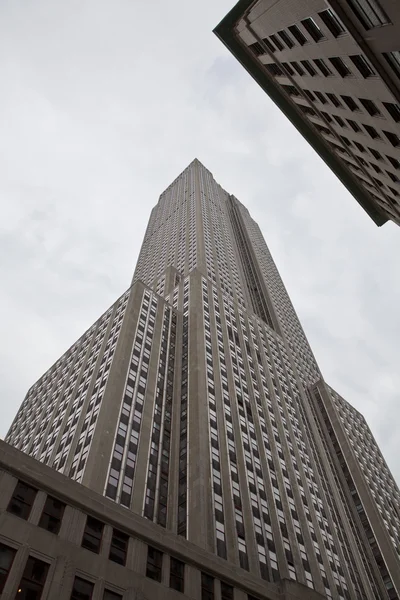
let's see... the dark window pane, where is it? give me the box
[318,9,345,37]
[327,93,342,107]
[38,496,65,535]
[221,582,234,600]
[349,54,375,78]
[109,529,129,566]
[359,98,380,115]
[201,572,214,600]
[383,130,400,147]
[146,546,163,582]
[341,95,359,111]
[277,30,294,49]
[17,557,49,600]
[71,576,94,600]
[300,60,317,76]
[81,516,104,554]
[7,481,37,520]
[383,102,400,123]
[301,18,324,42]
[103,591,122,600]
[0,543,16,593]
[314,58,332,76]
[269,34,284,51]
[329,57,352,77]
[170,557,185,592]
[288,24,307,45]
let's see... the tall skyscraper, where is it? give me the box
[214,0,400,226]
[4,160,400,600]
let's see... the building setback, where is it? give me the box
[3,159,400,600]
[214,0,400,226]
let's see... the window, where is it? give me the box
[282,62,295,76]
[201,573,214,600]
[288,25,307,45]
[327,93,342,107]
[81,516,104,554]
[300,60,317,76]
[282,84,299,97]
[347,119,362,132]
[103,591,122,600]
[354,141,366,153]
[170,557,185,592]
[386,155,400,170]
[314,59,332,77]
[38,496,65,534]
[359,98,381,116]
[301,18,325,42]
[347,0,390,30]
[262,38,276,53]
[341,96,359,112]
[221,582,234,600]
[291,61,304,76]
[383,102,400,123]
[349,55,375,78]
[304,90,315,102]
[248,42,264,57]
[383,130,400,147]
[71,576,94,600]
[383,51,400,79]
[277,30,294,49]
[265,63,283,77]
[369,147,383,160]
[333,115,347,128]
[315,91,327,104]
[109,529,129,565]
[146,546,163,582]
[0,543,16,593]
[17,556,49,600]
[7,481,37,520]
[318,9,345,37]
[329,57,352,77]
[364,124,380,139]
[321,111,333,123]
[270,35,284,51]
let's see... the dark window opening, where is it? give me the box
[383,130,400,147]
[318,9,345,37]
[221,582,234,600]
[39,496,65,534]
[349,54,375,78]
[291,61,304,76]
[301,18,325,42]
[70,576,94,600]
[7,481,37,520]
[170,557,185,592]
[81,516,104,554]
[300,60,317,76]
[383,102,400,123]
[327,93,342,107]
[248,42,264,57]
[109,529,129,566]
[277,30,294,49]
[288,25,307,45]
[364,124,381,139]
[103,591,122,600]
[359,98,380,116]
[146,546,163,582]
[17,556,49,600]
[0,543,16,593]
[315,91,327,104]
[314,58,332,77]
[341,95,359,111]
[269,34,284,51]
[329,57,352,77]
[201,573,214,600]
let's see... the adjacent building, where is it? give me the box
[214,0,400,226]
[2,159,400,600]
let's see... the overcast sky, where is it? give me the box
[0,0,399,485]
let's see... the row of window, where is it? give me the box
[0,545,122,600]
